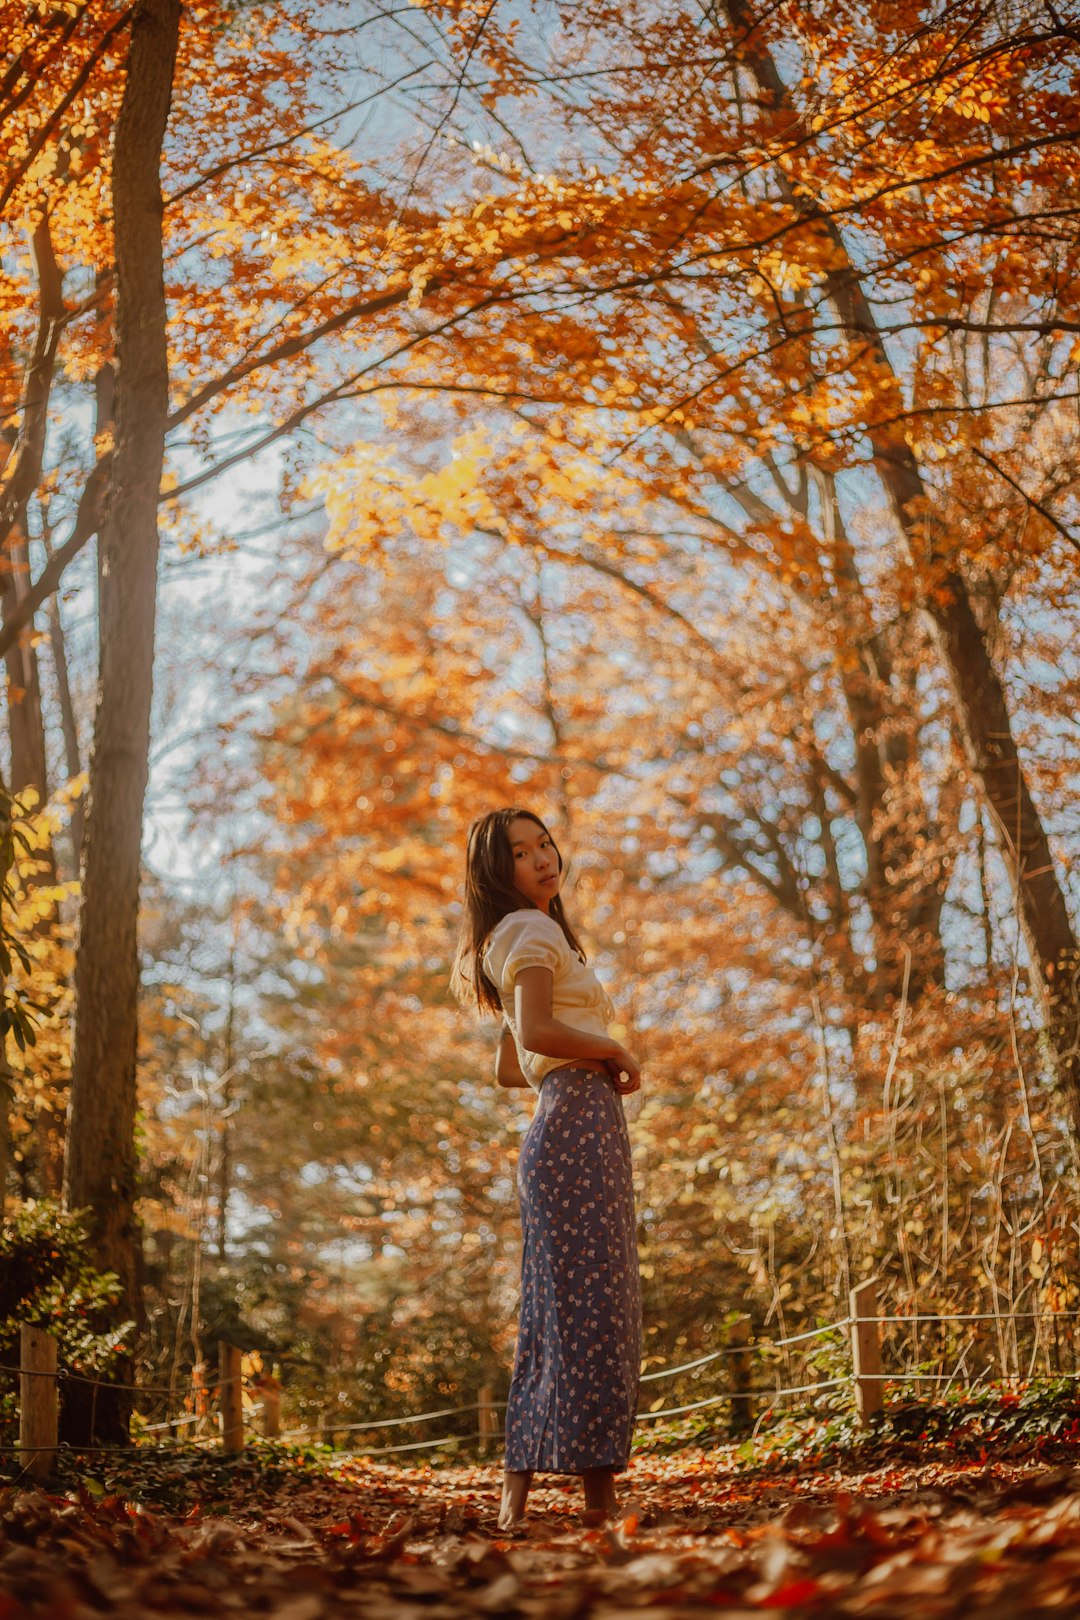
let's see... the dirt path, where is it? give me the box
[4,1447,1080,1615]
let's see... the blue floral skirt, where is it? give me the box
[504,1064,641,1474]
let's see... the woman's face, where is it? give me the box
[507,816,561,912]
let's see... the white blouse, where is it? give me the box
[483,909,616,1093]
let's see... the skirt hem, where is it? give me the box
[503,1457,632,1475]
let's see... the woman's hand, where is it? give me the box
[604,1045,641,1095]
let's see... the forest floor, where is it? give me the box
[6,1425,1080,1617]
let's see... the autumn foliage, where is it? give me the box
[0,0,1077,1457]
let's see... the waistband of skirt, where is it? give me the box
[542,1062,611,1083]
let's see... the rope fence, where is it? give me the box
[7,1279,1080,1481]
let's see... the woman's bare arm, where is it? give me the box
[496,1023,531,1089]
[514,966,641,1091]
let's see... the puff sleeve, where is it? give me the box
[484,911,571,998]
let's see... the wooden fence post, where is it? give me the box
[258,1374,281,1439]
[219,1342,244,1454]
[477,1385,498,1456]
[728,1315,754,1438]
[850,1279,884,1423]
[19,1324,58,1483]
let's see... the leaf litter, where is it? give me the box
[7,1443,1080,1616]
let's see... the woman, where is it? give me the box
[452,806,642,1531]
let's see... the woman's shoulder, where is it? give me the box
[487,908,565,943]
[483,908,573,980]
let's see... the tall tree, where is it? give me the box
[62,0,181,1443]
[720,0,1080,1126]
[0,228,67,1195]
[0,778,16,1212]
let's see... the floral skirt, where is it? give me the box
[504,1065,641,1474]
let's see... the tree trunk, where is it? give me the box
[820,473,949,1001]
[726,0,1080,1124]
[0,215,61,809]
[2,531,51,806]
[699,450,951,1001]
[44,360,113,876]
[40,505,87,865]
[0,217,64,546]
[2,518,63,1198]
[47,595,84,849]
[62,0,180,1445]
[0,516,57,1200]
[216,917,238,1263]
[0,778,14,1213]
[0,189,71,1202]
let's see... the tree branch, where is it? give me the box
[970,445,1080,557]
[0,214,66,543]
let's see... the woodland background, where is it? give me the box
[0,0,1078,1447]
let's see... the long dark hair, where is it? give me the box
[450,807,586,1016]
